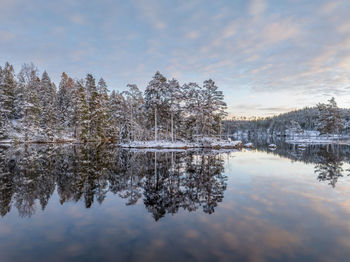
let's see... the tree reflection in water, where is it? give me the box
[314,146,345,188]
[248,137,350,188]
[0,144,227,219]
[1,142,349,218]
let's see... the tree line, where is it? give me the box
[0,62,227,143]
[224,98,350,137]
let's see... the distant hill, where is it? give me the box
[224,107,350,135]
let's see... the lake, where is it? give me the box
[0,142,350,262]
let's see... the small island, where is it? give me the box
[1,63,251,149]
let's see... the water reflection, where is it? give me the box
[241,137,350,188]
[1,142,349,220]
[0,145,227,219]
[314,147,345,188]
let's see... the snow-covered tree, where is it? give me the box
[97,78,111,139]
[109,90,125,141]
[144,71,168,141]
[73,80,89,142]
[201,79,227,137]
[0,61,234,143]
[57,72,75,135]
[0,62,16,119]
[122,84,145,141]
[288,120,303,138]
[182,82,203,140]
[17,63,41,141]
[317,97,343,135]
[166,78,183,142]
[38,71,57,140]
[85,74,104,141]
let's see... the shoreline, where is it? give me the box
[0,139,252,149]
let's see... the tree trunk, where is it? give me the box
[155,107,158,142]
[171,113,174,142]
[154,151,158,185]
[25,108,28,142]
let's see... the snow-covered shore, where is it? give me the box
[0,138,251,149]
[285,133,350,145]
[120,139,248,149]
[286,137,350,145]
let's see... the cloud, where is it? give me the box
[2,0,350,116]
[319,1,341,15]
[337,54,350,71]
[0,0,20,10]
[337,21,350,34]
[248,0,267,18]
[0,30,14,42]
[262,20,300,44]
[51,26,66,37]
[186,31,201,40]
[69,14,85,25]
[222,21,237,39]
[131,0,166,30]
[231,104,295,115]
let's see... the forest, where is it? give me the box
[0,62,227,143]
[224,99,350,137]
[2,61,350,144]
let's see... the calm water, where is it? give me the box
[0,143,350,262]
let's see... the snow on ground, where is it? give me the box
[286,134,350,145]
[286,138,350,145]
[0,139,12,144]
[120,139,246,149]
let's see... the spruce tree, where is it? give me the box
[109,90,126,141]
[57,72,75,136]
[39,71,57,140]
[85,74,103,141]
[74,80,89,142]
[1,62,16,119]
[0,67,8,139]
[97,78,110,140]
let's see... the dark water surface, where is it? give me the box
[0,143,350,262]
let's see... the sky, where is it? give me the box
[1,0,350,117]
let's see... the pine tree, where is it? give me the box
[288,120,302,138]
[166,79,183,142]
[1,61,235,143]
[17,63,41,141]
[201,79,227,138]
[182,82,202,140]
[144,71,168,141]
[120,84,144,141]
[317,97,344,136]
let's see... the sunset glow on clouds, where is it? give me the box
[1,0,350,116]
